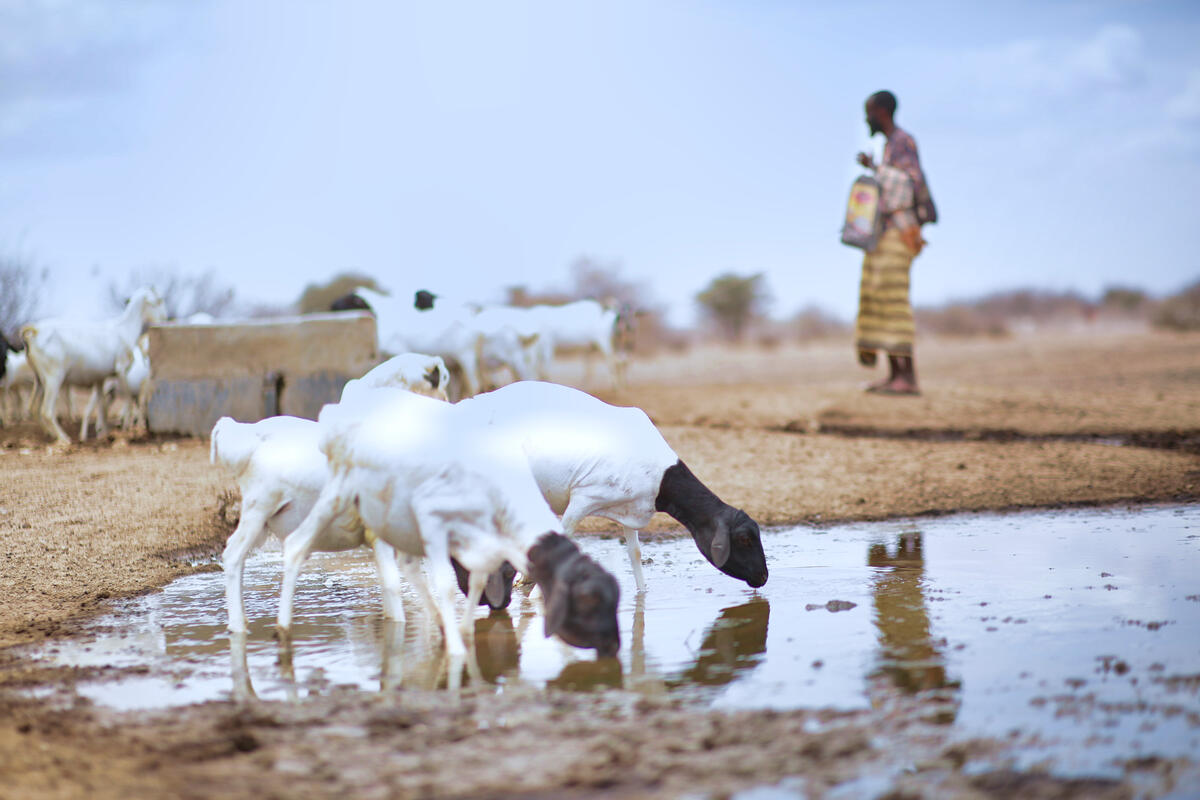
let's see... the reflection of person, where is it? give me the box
[867,532,953,698]
[854,90,935,396]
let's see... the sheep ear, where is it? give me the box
[710,524,731,568]
[425,366,441,390]
[543,583,568,638]
[484,570,509,609]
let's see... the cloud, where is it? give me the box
[964,24,1145,107]
[0,0,192,155]
[1167,69,1200,122]
[1063,24,1145,91]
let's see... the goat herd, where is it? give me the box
[3,284,768,671]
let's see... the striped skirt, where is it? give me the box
[855,228,915,358]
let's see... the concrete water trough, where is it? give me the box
[145,312,378,436]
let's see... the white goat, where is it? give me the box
[101,337,151,430]
[277,388,621,659]
[415,290,545,384]
[530,300,625,387]
[340,353,450,404]
[2,350,85,426]
[352,288,486,399]
[1,349,35,424]
[459,381,769,592]
[470,305,545,384]
[22,288,166,443]
[211,415,421,633]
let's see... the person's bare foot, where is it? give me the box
[871,376,920,396]
[863,376,892,392]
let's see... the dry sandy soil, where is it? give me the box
[0,328,1197,798]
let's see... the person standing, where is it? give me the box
[854,90,935,395]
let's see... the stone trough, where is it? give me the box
[145,312,378,436]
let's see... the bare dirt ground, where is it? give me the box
[0,328,1197,799]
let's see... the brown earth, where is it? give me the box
[0,329,1197,799]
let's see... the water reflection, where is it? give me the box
[867,531,960,716]
[672,598,770,689]
[229,584,775,701]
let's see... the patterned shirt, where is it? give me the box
[880,127,934,231]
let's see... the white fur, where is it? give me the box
[21,287,166,443]
[459,381,679,591]
[1,350,35,424]
[276,388,562,657]
[340,353,450,404]
[210,414,421,633]
[528,300,624,387]
[100,335,151,431]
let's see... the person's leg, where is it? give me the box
[865,355,896,391]
[879,352,919,394]
[867,230,918,395]
[856,251,888,386]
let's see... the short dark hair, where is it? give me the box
[868,90,897,116]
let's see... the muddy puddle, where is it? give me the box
[29,504,1200,776]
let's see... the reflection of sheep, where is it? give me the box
[460,381,769,592]
[21,287,166,443]
[277,388,621,660]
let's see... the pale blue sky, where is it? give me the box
[2,1,1198,324]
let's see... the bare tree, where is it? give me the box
[0,251,49,341]
[296,272,383,314]
[696,272,770,342]
[108,267,236,320]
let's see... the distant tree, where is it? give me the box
[108,267,236,320]
[0,250,48,341]
[696,272,770,341]
[1101,286,1148,312]
[1153,280,1200,331]
[296,272,383,314]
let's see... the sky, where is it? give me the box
[2,0,1198,325]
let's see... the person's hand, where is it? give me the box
[856,152,875,169]
[899,226,925,256]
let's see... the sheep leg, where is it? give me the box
[622,526,647,593]
[459,570,487,639]
[36,368,71,444]
[370,534,406,626]
[277,480,343,632]
[397,554,439,620]
[229,630,256,702]
[380,619,406,691]
[222,501,274,633]
[456,348,480,398]
[600,340,623,390]
[419,539,468,658]
[25,383,39,420]
[96,383,110,436]
[80,387,98,441]
[135,381,151,429]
